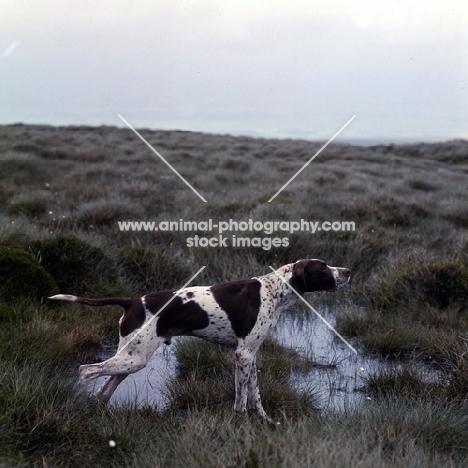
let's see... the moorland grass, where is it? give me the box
[1,308,467,468]
[336,251,468,358]
[0,124,467,466]
[120,246,191,292]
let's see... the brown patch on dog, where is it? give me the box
[210,279,262,338]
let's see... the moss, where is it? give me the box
[0,246,58,303]
[30,235,117,296]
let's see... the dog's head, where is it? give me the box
[290,259,350,294]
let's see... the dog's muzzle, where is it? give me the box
[328,267,351,292]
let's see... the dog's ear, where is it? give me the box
[292,261,308,290]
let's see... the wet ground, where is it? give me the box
[90,305,440,412]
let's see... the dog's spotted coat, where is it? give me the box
[50,259,350,420]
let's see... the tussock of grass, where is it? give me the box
[0,246,58,303]
[336,308,421,354]
[30,235,120,296]
[340,200,429,228]
[368,256,468,310]
[188,248,261,285]
[0,155,46,185]
[120,246,191,292]
[339,399,468,463]
[0,360,138,467]
[200,200,256,218]
[0,303,119,365]
[364,366,442,399]
[426,339,468,399]
[221,157,251,172]
[7,192,52,218]
[75,199,146,229]
[443,206,468,229]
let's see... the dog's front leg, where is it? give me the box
[246,359,267,419]
[234,343,271,421]
[234,346,254,415]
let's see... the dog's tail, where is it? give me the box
[48,294,134,309]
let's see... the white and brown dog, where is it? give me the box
[49,259,350,419]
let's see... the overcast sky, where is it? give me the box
[1,0,467,142]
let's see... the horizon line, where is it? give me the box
[1,120,466,146]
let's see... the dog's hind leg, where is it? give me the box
[96,374,129,403]
[79,333,165,384]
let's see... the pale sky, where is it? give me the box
[1,0,467,142]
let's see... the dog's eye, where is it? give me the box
[321,263,327,271]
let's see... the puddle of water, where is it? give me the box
[90,345,177,410]
[88,305,441,412]
[271,307,379,413]
[272,306,444,413]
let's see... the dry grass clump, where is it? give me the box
[368,257,468,311]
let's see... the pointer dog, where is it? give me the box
[49,259,350,419]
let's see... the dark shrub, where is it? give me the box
[221,157,250,171]
[30,235,117,295]
[0,246,58,302]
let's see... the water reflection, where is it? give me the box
[89,305,439,412]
